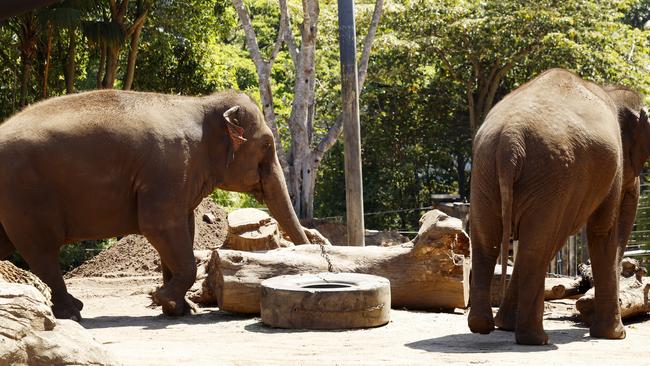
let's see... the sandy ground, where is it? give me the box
[66,276,650,366]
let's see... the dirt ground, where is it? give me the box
[66,275,650,366]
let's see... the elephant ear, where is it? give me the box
[223,106,247,152]
[620,107,650,177]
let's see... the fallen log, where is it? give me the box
[576,276,650,323]
[491,271,584,306]
[198,210,471,313]
[544,277,584,300]
[576,258,650,323]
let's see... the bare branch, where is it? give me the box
[480,43,539,120]
[357,0,383,89]
[281,0,299,66]
[231,0,266,73]
[125,10,147,38]
[269,0,289,64]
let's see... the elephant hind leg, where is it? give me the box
[511,213,568,345]
[586,199,625,339]
[495,268,518,331]
[468,204,502,335]
[9,229,80,320]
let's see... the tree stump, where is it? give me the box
[197,209,471,313]
[222,208,285,251]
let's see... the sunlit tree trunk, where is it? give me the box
[233,0,384,219]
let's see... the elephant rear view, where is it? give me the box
[468,68,649,345]
[0,89,309,320]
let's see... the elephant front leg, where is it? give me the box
[586,227,625,339]
[160,213,195,286]
[146,226,197,316]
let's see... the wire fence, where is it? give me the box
[316,178,650,276]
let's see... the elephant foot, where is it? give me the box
[494,309,515,332]
[590,319,625,339]
[152,289,197,316]
[468,311,495,334]
[52,302,82,322]
[68,293,84,311]
[515,329,548,345]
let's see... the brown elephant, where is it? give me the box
[0,89,309,320]
[467,68,648,345]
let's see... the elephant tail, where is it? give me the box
[498,176,512,303]
[497,149,518,304]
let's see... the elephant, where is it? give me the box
[467,68,648,345]
[0,89,310,320]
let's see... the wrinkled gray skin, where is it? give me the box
[0,90,310,320]
[468,68,649,345]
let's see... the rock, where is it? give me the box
[0,261,51,302]
[5,319,119,366]
[0,265,119,365]
[0,282,56,340]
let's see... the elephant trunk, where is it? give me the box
[262,156,310,245]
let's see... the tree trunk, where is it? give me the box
[96,44,106,89]
[102,46,119,89]
[19,55,32,107]
[42,25,52,99]
[122,0,147,90]
[63,30,76,94]
[122,23,143,90]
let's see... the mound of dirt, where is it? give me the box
[65,198,227,278]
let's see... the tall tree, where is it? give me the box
[395,0,650,134]
[99,0,150,89]
[232,0,384,219]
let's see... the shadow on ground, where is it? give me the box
[244,321,356,334]
[81,308,255,330]
[405,327,593,353]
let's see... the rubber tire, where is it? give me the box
[260,272,391,329]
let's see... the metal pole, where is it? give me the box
[337,0,365,246]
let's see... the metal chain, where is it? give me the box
[317,241,336,272]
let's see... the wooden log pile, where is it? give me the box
[193,209,471,314]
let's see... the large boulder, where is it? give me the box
[0,261,119,366]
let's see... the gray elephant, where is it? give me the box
[468,68,648,345]
[0,90,309,320]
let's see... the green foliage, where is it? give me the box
[8,239,114,273]
[211,189,264,212]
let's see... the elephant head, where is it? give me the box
[213,93,310,245]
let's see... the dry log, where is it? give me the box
[576,276,650,323]
[544,277,583,300]
[491,270,584,306]
[222,208,285,251]
[199,209,471,313]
